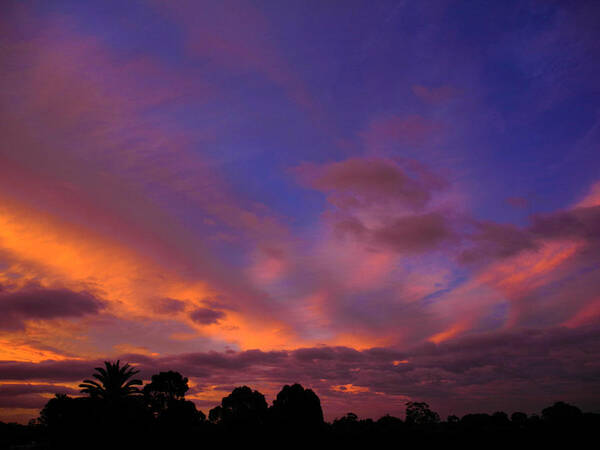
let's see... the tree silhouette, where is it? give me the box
[376,414,405,434]
[143,370,189,414]
[143,370,204,433]
[447,415,460,424]
[209,386,268,428]
[38,394,73,428]
[541,401,582,424]
[511,411,528,425]
[270,383,324,429]
[405,401,440,426]
[491,411,510,427]
[79,360,142,400]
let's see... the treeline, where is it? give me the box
[1,360,598,449]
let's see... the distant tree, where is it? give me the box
[208,405,224,423]
[447,414,460,424]
[143,370,204,430]
[376,414,404,433]
[143,371,189,414]
[38,394,74,428]
[491,411,510,427]
[377,414,403,427]
[79,360,142,401]
[342,412,358,422]
[542,401,582,424]
[38,394,104,446]
[511,411,528,425]
[270,383,324,429]
[405,401,440,426]
[157,398,205,427]
[209,386,268,428]
[461,413,492,429]
[332,413,360,434]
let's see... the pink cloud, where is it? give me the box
[373,213,454,253]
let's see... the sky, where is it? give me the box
[1,0,600,423]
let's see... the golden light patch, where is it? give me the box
[112,344,160,357]
[331,384,370,394]
[0,339,72,363]
[327,331,394,350]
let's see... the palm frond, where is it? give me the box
[79,360,144,400]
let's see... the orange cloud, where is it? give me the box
[478,240,581,299]
[0,198,308,355]
[428,320,470,344]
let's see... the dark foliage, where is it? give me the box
[1,361,599,449]
[79,360,142,400]
[143,370,190,415]
[405,401,440,426]
[270,383,324,430]
[208,385,268,430]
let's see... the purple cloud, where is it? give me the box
[0,286,104,330]
[294,157,439,210]
[189,307,226,325]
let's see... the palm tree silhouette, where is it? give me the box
[79,360,142,400]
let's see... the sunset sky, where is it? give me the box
[1,0,600,423]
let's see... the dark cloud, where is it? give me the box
[0,359,101,381]
[459,221,538,263]
[189,307,226,325]
[293,158,456,255]
[294,158,441,210]
[0,384,78,397]
[333,213,453,254]
[0,286,104,330]
[459,205,600,264]
[0,384,79,409]
[373,213,453,253]
[154,349,289,375]
[531,205,600,241]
